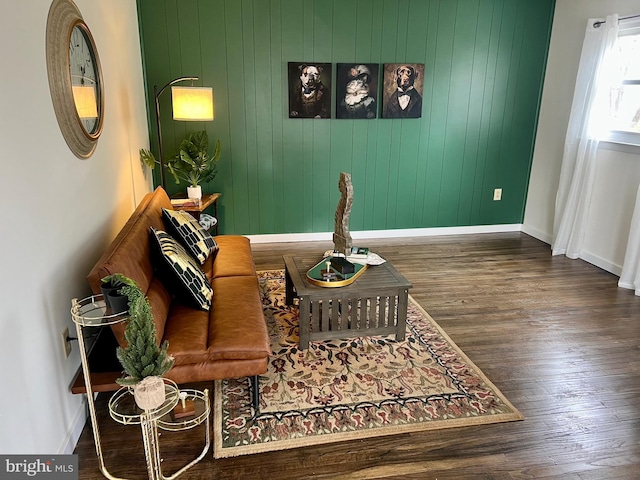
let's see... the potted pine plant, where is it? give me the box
[140,130,221,199]
[101,273,137,313]
[115,277,175,411]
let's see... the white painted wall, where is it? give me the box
[524,0,640,275]
[0,0,151,454]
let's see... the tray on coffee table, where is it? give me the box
[305,255,368,287]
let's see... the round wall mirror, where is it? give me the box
[46,0,104,159]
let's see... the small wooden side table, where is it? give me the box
[171,193,221,235]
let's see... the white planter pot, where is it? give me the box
[187,185,202,200]
[133,376,166,411]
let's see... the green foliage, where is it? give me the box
[101,273,137,289]
[115,282,174,386]
[140,130,221,187]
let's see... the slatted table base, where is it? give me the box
[298,292,408,349]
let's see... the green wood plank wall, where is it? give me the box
[137,0,554,235]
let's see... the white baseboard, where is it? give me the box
[246,224,523,244]
[521,223,552,244]
[579,250,623,277]
[60,397,87,454]
[247,231,333,244]
[520,225,626,277]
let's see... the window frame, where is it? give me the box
[602,16,640,148]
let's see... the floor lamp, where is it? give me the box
[154,76,214,189]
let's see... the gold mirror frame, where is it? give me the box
[46,0,104,159]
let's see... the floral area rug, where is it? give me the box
[213,270,523,458]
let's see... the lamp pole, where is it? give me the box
[153,76,199,189]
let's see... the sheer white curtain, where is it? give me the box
[619,184,640,295]
[552,15,619,258]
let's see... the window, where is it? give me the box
[605,16,640,146]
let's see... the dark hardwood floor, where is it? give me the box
[74,233,640,479]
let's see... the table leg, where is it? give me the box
[396,289,409,342]
[299,296,310,349]
[285,267,295,306]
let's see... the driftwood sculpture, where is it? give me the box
[333,172,353,255]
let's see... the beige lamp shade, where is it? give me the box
[72,85,98,118]
[171,86,214,121]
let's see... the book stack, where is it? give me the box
[171,198,201,208]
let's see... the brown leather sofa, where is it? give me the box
[83,187,270,408]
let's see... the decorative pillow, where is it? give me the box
[162,208,218,264]
[149,227,213,311]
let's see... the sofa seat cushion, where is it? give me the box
[163,303,210,366]
[165,357,268,385]
[208,275,270,360]
[203,235,257,279]
[162,276,269,367]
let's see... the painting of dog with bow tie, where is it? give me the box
[382,63,424,118]
[288,62,332,119]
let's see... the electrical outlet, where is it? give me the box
[493,188,502,201]
[61,327,72,358]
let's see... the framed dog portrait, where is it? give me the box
[382,63,425,118]
[288,62,332,119]
[335,63,379,119]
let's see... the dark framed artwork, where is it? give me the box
[335,63,379,119]
[288,62,332,118]
[381,63,425,118]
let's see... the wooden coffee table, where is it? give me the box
[283,255,413,349]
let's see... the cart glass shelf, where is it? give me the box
[158,388,210,431]
[71,294,129,327]
[109,378,180,425]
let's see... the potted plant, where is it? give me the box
[140,130,221,199]
[101,273,137,313]
[115,277,175,411]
